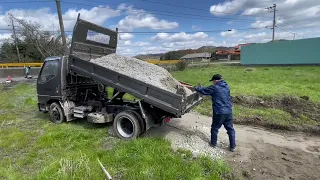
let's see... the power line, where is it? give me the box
[61,1,258,23]
[277,25,304,39]
[120,27,266,34]
[137,0,271,18]
[0,27,267,34]
[277,21,308,37]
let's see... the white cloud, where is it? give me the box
[119,33,134,40]
[118,14,178,31]
[244,32,267,39]
[220,29,237,37]
[251,20,273,28]
[135,42,150,46]
[209,0,320,31]
[0,33,12,45]
[210,0,247,16]
[242,8,266,16]
[123,40,132,45]
[243,31,300,42]
[117,48,136,56]
[62,6,121,30]
[118,40,150,47]
[0,6,121,31]
[151,32,208,42]
[117,4,178,31]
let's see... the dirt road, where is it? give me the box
[144,113,320,180]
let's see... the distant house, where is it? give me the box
[180,52,211,63]
[216,44,252,60]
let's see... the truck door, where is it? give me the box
[37,57,62,103]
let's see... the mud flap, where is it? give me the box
[61,100,76,122]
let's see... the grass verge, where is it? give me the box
[0,83,232,179]
[172,65,320,102]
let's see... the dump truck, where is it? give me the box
[36,15,202,139]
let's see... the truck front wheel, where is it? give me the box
[49,102,66,123]
[113,111,141,140]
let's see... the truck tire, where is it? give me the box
[49,102,66,123]
[126,110,146,135]
[113,111,141,140]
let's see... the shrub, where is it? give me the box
[175,61,188,71]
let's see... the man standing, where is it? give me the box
[194,74,236,152]
[25,66,31,78]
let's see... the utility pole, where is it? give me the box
[55,0,67,51]
[10,18,21,63]
[266,4,277,42]
[293,33,296,40]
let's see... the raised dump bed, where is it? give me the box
[68,54,202,118]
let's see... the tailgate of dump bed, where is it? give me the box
[179,81,203,115]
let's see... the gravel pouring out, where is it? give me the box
[91,53,192,97]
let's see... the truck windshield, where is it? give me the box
[38,59,59,84]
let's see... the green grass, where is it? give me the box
[173,65,320,131]
[0,83,232,179]
[172,65,320,102]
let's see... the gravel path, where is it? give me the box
[91,54,192,97]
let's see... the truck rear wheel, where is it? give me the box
[113,111,141,140]
[126,110,146,135]
[49,102,65,123]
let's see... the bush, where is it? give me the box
[175,61,188,71]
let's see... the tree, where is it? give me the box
[0,13,70,62]
[0,42,17,62]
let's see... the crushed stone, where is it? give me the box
[165,131,225,159]
[90,53,192,97]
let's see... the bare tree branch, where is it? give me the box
[7,13,67,58]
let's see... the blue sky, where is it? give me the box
[0,0,319,56]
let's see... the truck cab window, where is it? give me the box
[38,60,59,84]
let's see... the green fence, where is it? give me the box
[241,37,320,65]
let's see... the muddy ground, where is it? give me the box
[232,95,320,135]
[232,95,320,122]
[145,113,320,180]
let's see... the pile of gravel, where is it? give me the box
[91,53,192,97]
[165,131,225,159]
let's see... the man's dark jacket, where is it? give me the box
[195,80,232,114]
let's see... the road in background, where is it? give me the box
[0,76,38,84]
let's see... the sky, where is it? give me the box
[0,0,319,56]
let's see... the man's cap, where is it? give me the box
[209,74,222,82]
